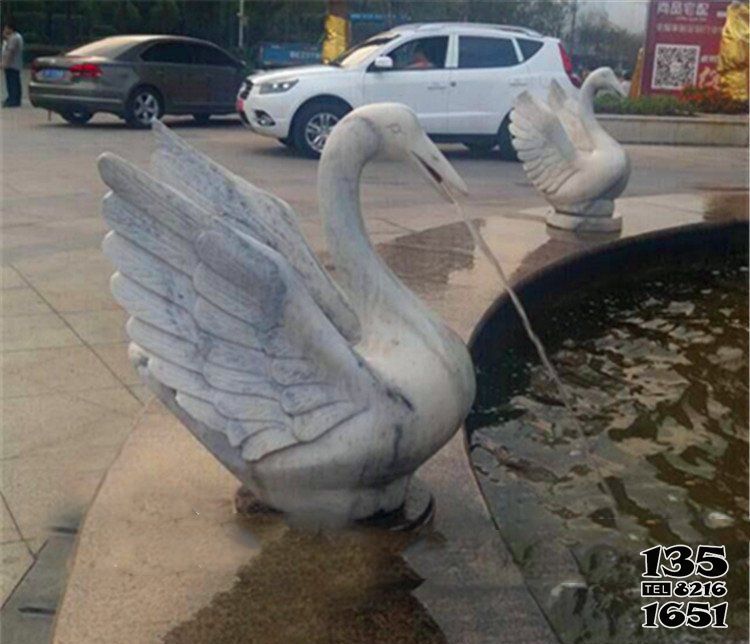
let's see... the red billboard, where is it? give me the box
[641,0,730,94]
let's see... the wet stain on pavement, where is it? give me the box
[377,219,478,294]
[163,527,445,644]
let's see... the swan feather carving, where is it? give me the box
[99,105,475,521]
[510,67,631,218]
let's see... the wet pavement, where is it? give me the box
[1,102,748,643]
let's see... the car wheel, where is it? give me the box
[125,87,164,129]
[192,113,211,125]
[497,117,519,162]
[60,109,93,125]
[292,100,350,158]
[463,140,496,156]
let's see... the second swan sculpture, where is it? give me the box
[99,104,475,522]
[510,67,631,232]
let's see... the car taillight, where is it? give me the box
[558,44,580,88]
[69,63,102,79]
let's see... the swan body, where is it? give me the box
[510,67,631,226]
[98,104,475,522]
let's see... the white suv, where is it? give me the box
[237,22,577,158]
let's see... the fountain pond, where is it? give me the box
[467,222,748,643]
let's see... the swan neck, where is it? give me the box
[318,119,385,316]
[581,80,598,117]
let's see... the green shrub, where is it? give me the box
[594,94,695,116]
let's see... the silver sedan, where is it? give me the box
[29,35,246,127]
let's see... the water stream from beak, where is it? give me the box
[447,195,618,519]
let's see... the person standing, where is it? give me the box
[2,21,24,108]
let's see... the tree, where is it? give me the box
[113,1,142,34]
[513,0,572,39]
[148,0,179,34]
[466,0,571,37]
[572,9,643,73]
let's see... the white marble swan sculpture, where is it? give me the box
[98,104,475,522]
[510,67,631,231]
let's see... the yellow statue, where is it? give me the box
[718,0,749,101]
[322,1,349,64]
[629,48,645,98]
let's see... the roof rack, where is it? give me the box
[489,24,543,37]
[392,22,543,38]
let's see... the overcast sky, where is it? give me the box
[579,0,650,34]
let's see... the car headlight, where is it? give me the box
[258,79,298,94]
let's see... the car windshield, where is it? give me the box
[330,36,396,68]
[66,37,138,58]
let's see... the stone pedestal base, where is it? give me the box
[234,480,434,532]
[356,479,434,532]
[546,210,623,233]
[234,486,282,517]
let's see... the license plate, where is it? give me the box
[39,69,65,81]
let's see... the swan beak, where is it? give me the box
[410,133,469,201]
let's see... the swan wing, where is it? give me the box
[148,121,361,344]
[509,91,582,198]
[99,154,412,463]
[548,80,594,152]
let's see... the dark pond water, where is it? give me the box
[467,256,748,643]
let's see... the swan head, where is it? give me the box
[331,103,468,201]
[585,67,627,97]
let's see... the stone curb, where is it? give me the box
[598,113,748,147]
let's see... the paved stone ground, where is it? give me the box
[1,100,747,641]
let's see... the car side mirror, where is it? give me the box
[373,55,394,70]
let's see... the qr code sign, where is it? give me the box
[652,44,700,90]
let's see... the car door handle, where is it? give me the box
[427,83,447,90]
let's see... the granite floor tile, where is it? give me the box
[12,248,117,313]
[1,314,81,351]
[1,535,76,644]
[1,388,141,461]
[90,343,140,386]
[60,309,128,345]
[0,499,22,545]
[0,288,55,317]
[1,446,121,541]
[0,267,25,290]
[0,541,33,606]
[10,248,110,280]
[2,346,122,398]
